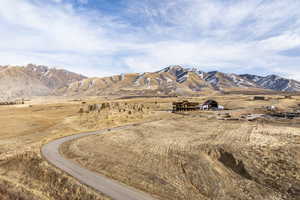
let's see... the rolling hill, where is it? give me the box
[0,64,86,100]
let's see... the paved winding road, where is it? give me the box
[41,125,157,200]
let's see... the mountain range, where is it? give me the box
[0,64,299,99]
[0,64,86,100]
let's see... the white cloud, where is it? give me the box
[0,0,130,76]
[259,33,300,51]
[0,0,116,53]
[0,0,300,80]
[120,0,300,79]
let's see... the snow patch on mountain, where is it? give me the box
[204,71,219,87]
[241,74,300,92]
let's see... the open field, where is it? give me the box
[0,96,174,199]
[61,95,300,200]
[61,116,300,200]
[0,94,300,199]
[0,98,109,200]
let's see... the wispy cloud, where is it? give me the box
[0,0,300,79]
[0,0,129,76]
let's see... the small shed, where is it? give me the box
[284,95,292,99]
[203,100,219,109]
[253,96,265,101]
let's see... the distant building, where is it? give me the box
[284,95,292,99]
[253,96,266,101]
[202,100,219,110]
[172,100,199,112]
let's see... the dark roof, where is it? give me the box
[203,100,218,107]
[253,96,265,100]
[173,100,199,106]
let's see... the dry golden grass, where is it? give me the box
[0,98,113,200]
[0,94,300,200]
[62,116,300,200]
[0,96,177,199]
[61,95,300,200]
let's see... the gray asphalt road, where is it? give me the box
[41,125,157,200]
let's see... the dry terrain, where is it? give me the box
[0,94,299,199]
[0,96,173,199]
[62,95,300,200]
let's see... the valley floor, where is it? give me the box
[0,97,170,200]
[61,116,300,200]
[0,95,299,199]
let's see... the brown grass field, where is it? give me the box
[0,95,300,199]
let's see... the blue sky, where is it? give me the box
[1,0,300,79]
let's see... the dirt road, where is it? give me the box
[41,125,157,200]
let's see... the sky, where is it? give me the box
[1,0,300,79]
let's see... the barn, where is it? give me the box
[202,100,219,110]
[284,95,292,99]
[253,96,266,101]
[172,100,199,112]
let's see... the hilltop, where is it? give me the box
[0,64,86,100]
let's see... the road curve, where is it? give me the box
[41,125,157,200]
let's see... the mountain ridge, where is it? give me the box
[57,65,300,96]
[0,64,86,100]
[1,64,299,99]
[240,73,300,92]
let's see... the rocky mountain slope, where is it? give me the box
[241,74,300,92]
[0,64,86,100]
[58,66,279,96]
[57,66,218,96]
[1,65,299,98]
[203,71,258,90]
